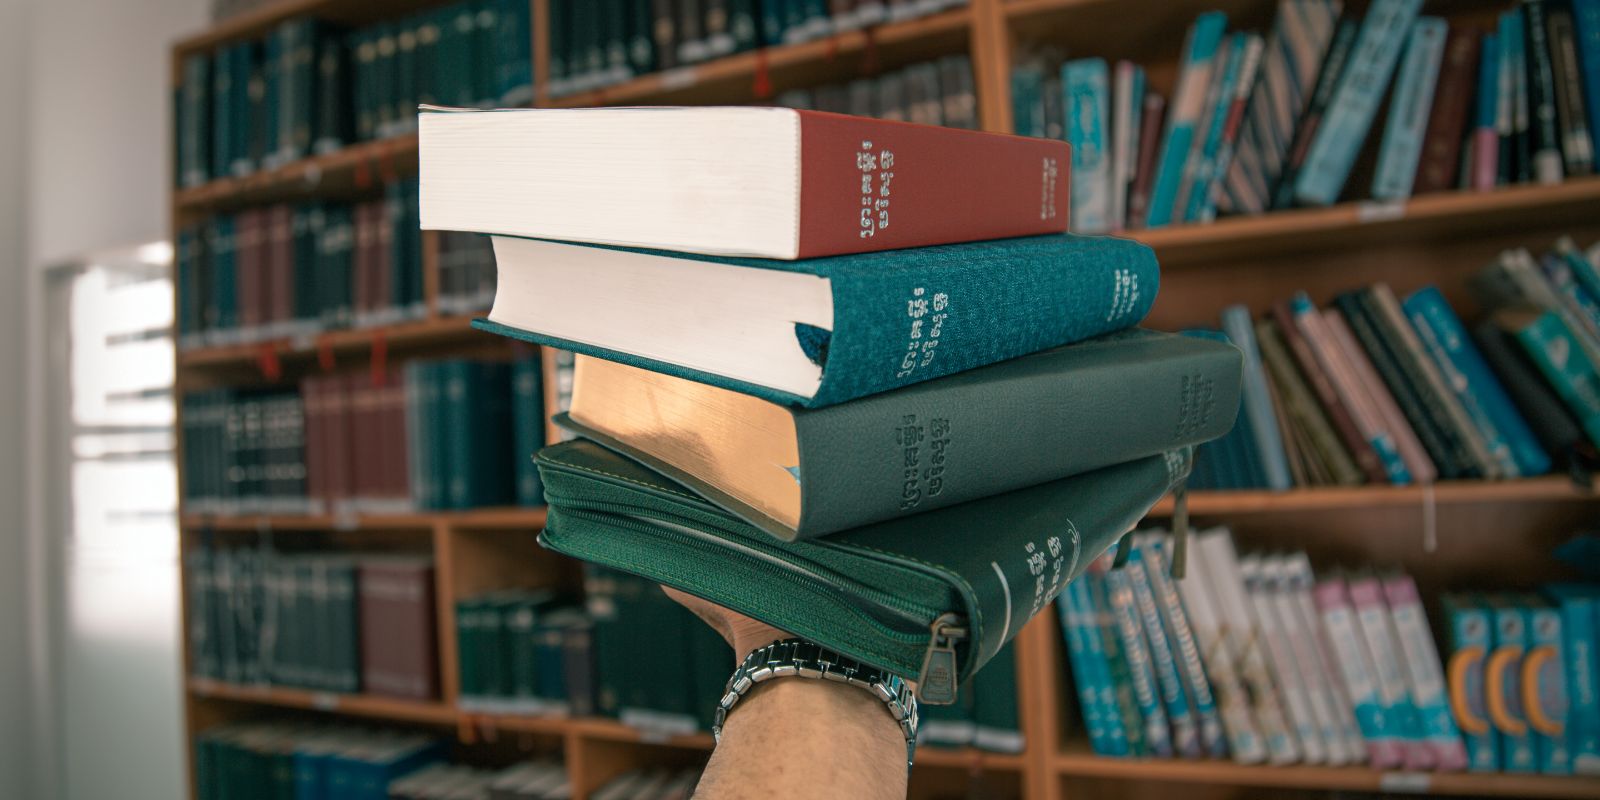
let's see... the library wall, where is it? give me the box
[0,0,31,797]
[23,0,209,268]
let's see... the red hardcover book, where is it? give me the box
[352,203,372,319]
[348,374,377,502]
[1271,301,1388,483]
[381,371,410,503]
[324,374,355,510]
[235,209,264,334]
[357,557,439,699]
[419,107,1072,259]
[267,205,294,327]
[1125,93,1167,230]
[373,199,394,316]
[1414,28,1480,195]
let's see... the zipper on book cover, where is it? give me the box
[917,613,968,706]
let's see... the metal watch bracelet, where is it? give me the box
[711,639,920,768]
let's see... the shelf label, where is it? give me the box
[310,693,339,711]
[333,507,359,531]
[1378,772,1431,793]
[1356,200,1407,223]
[660,67,699,90]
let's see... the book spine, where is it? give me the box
[1509,10,1533,184]
[1086,565,1147,756]
[1507,310,1600,446]
[1475,32,1503,190]
[1383,575,1469,771]
[1057,579,1113,754]
[1489,599,1538,772]
[791,110,1068,257]
[1108,61,1143,232]
[1140,537,1228,758]
[1548,588,1600,774]
[1323,304,1442,483]
[1070,577,1130,755]
[1577,0,1600,165]
[1062,59,1111,234]
[1272,300,1385,482]
[1256,320,1364,486]
[1245,555,1329,762]
[1286,554,1368,761]
[1351,575,1430,771]
[1523,0,1567,184]
[1221,305,1293,489]
[1173,33,1238,223]
[1273,17,1360,209]
[1294,0,1424,206]
[1445,595,1503,772]
[1126,548,1202,758]
[1145,12,1228,228]
[1171,534,1266,764]
[1198,34,1263,223]
[1125,93,1167,230]
[1265,557,1353,765]
[1525,601,1572,774]
[1406,286,1548,476]
[1415,28,1480,194]
[1103,564,1174,757]
[1292,294,1412,483]
[1372,17,1448,201]
[1316,577,1404,768]
[1549,8,1596,176]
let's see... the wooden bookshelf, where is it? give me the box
[171,2,1600,799]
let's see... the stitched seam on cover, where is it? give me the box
[834,541,984,657]
[546,460,702,502]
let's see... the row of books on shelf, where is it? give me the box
[1014,0,1600,235]
[546,0,968,98]
[771,54,977,128]
[1059,528,1600,777]
[175,0,533,189]
[173,178,444,350]
[185,547,439,699]
[1183,238,1600,490]
[180,356,545,516]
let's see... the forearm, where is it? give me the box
[693,678,909,800]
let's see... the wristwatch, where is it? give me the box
[712,639,920,768]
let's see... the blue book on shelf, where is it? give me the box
[1574,1,1600,159]
[1372,17,1448,201]
[1062,58,1112,234]
[1104,565,1175,757]
[1294,0,1424,205]
[1489,595,1540,773]
[1181,32,1249,223]
[1058,578,1121,755]
[1221,304,1293,490]
[1011,64,1046,139]
[1444,593,1502,772]
[1403,286,1550,478]
[1526,599,1572,775]
[1544,584,1600,775]
[1126,547,1203,757]
[1145,12,1229,228]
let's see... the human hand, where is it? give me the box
[661,586,792,665]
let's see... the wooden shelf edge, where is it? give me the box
[544,7,971,108]
[180,506,548,532]
[173,0,333,53]
[174,133,418,213]
[1056,752,1600,798]
[188,678,458,725]
[1145,476,1595,517]
[177,313,482,370]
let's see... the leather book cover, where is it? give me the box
[1414,28,1480,194]
[357,558,439,699]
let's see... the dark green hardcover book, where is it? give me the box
[442,4,477,108]
[456,596,483,701]
[548,0,573,91]
[313,30,349,153]
[406,178,424,315]
[403,361,431,509]
[290,19,317,159]
[269,22,293,164]
[496,0,534,106]
[1334,293,1467,479]
[530,609,571,707]
[506,595,538,705]
[441,361,474,509]
[246,40,270,173]
[512,357,547,506]
[651,0,678,72]
[622,0,654,76]
[677,0,706,63]
[557,328,1240,541]
[1362,285,1498,477]
[395,20,419,134]
[473,0,500,107]
[579,0,606,81]
[601,0,631,79]
[470,362,516,507]
[760,0,785,48]
[181,53,212,186]
[729,0,758,51]
[351,30,376,141]
[1471,319,1586,465]
[1522,0,1566,183]
[584,566,623,717]
[687,609,732,731]
[560,613,597,716]
[211,46,233,179]
[703,0,734,58]
[1496,307,1600,447]
[414,12,442,109]
[373,23,398,137]
[971,643,1025,754]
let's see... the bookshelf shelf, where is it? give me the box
[187,678,459,725]
[176,313,483,370]
[173,133,418,214]
[1055,750,1600,799]
[543,7,973,110]
[1145,476,1594,517]
[179,507,546,532]
[173,0,452,54]
[1133,176,1600,268]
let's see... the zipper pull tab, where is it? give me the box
[917,613,967,706]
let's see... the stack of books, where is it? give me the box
[419,105,1243,704]
[1014,0,1600,234]
[1060,527,1600,777]
[194,723,448,800]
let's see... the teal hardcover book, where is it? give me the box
[474,232,1160,409]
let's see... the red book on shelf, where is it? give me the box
[300,377,325,510]
[323,374,355,510]
[420,107,1071,259]
[357,557,439,700]
[353,203,373,319]
[1414,28,1480,196]
[373,199,394,315]
[1125,93,1166,230]
[235,209,264,333]
[267,205,294,327]
[380,371,411,503]
[348,374,378,502]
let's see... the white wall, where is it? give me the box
[1,1,31,799]
[13,1,210,799]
